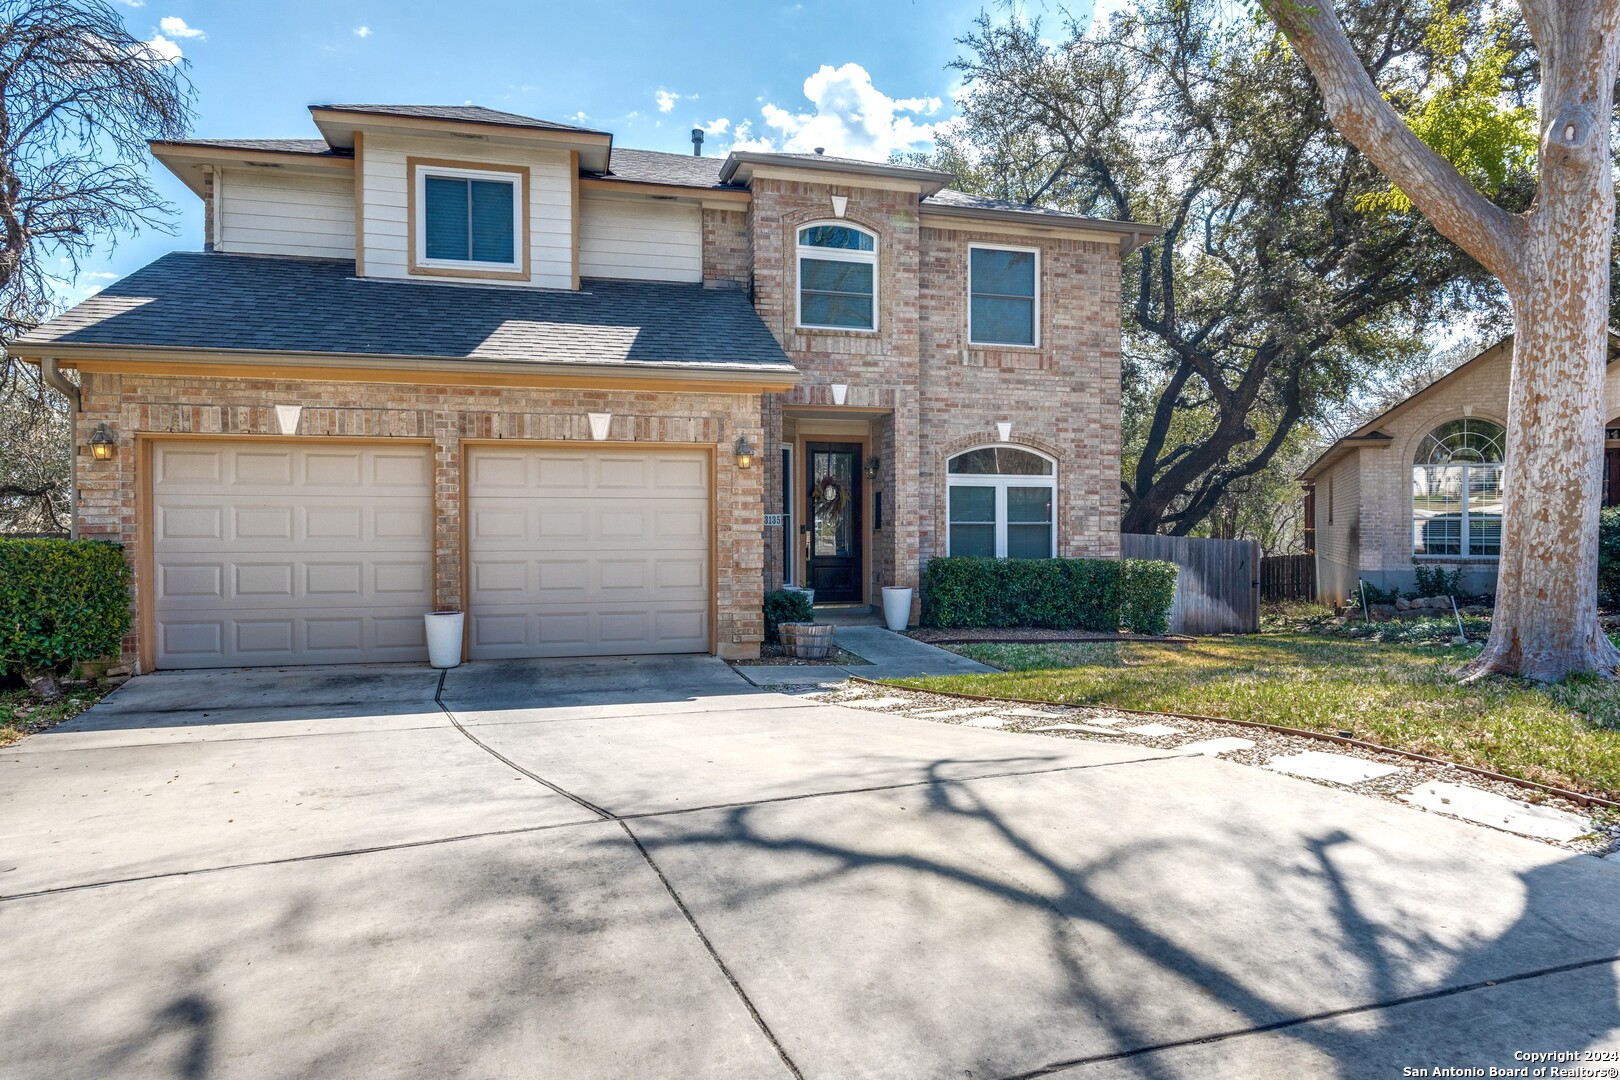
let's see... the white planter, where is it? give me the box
[425,611,465,669]
[881,587,913,632]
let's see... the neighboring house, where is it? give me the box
[15,104,1156,671]
[1301,332,1620,603]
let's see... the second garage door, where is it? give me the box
[465,446,711,659]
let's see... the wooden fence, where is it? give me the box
[1259,553,1316,602]
[1121,533,1260,635]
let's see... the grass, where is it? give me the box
[1,681,112,748]
[888,634,1620,799]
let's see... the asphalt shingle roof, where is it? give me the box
[314,104,609,136]
[163,137,351,157]
[19,252,794,372]
[600,148,730,189]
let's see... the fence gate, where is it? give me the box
[1120,534,1260,635]
[1260,553,1316,602]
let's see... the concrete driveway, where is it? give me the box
[3,656,1618,1079]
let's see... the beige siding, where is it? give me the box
[578,194,702,282]
[358,132,573,289]
[1314,454,1360,604]
[216,168,355,260]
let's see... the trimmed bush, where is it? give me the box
[1601,506,1620,606]
[920,556,1176,634]
[763,588,814,644]
[0,539,131,697]
[1119,559,1178,635]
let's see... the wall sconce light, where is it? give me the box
[863,455,881,479]
[587,412,613,441]
[997,421,1013,443]
[734,435,756,469]
[88,422,116,461]
[831,383,849,406]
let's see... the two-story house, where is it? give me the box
[16,104,1157,671]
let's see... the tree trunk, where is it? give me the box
[1260,0,1620,681]
[1467,35,1620,680]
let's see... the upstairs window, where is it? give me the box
[1412,418,1505,558]
[970,245,1038,346]
[412,162,525,274]
[797,223,877,331]
[947,446,1057,559]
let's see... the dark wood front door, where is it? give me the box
[807,442,862,602]
[1607,448,1620,507]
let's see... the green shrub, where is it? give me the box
[1120,559,1178,635]
[1411,565,1465,599]
[1358,580,1400,606]
[1601,506,1620,606]
[920,556,1175,634]
[0,539,131,686]
[763,588,813,643]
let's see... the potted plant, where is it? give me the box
[779,621,835,659]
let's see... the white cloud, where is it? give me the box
[730,63,943,159]
[158,16,204,39]
[695,116,730,136]
[353,25,372,38]
[654,89,681,113]
[115,0,144,7]
[1084,0,1135,31]
[141,34,183,63]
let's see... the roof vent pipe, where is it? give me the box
[814,146,825,155]
[691,127,704,156]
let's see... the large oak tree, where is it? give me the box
[1261,0,1620,680]
[922,1,1531,537]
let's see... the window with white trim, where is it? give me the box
[946,446,1057,558]
[969,245,1038,346]
[1411,418,1504,558]
[414,164,523,271]
[797,222,876,330]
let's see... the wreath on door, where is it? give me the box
[814,474,850,523]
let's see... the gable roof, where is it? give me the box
[15,252,796,382]
[1299,331,1620,480]
[157,137,351,158]
[311,104,609,136]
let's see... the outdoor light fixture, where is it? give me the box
[734,436,757,470]
[88,422,116,461]
[831,383,849,406]
[864,455,881,479]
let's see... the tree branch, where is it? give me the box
[1259,0,1527,284]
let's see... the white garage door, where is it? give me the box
[466,446,710,659]
[151,441,434,668]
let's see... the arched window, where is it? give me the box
[1412,418,1505,558]
[797,222,877,331]
[946,446,1057,559]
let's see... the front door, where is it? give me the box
[807,442,862,602]
[1607,447,1620,507]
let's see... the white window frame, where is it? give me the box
[968,243,1041,348]
[795,221,878,332]
[1411,462,1504,560]
[945,446,1058,559]
[413,163,525,274]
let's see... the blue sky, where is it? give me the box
[59,0,1091,306]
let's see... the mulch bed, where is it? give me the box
[730,643,872,667]
[904,627,1192,645]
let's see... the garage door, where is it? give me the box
[151,441,434,668]
[466,446,710,659]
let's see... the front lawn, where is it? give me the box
[888,635,1620,799]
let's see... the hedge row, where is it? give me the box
[920,557,1178,635]
[0,538,132,675]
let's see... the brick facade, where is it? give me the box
[75,373,764,669]
[67,163,1129,669]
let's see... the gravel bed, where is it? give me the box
[730,644,871,667]
[809,681,1620,858]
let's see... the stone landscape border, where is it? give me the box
[848,674,1620,810]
